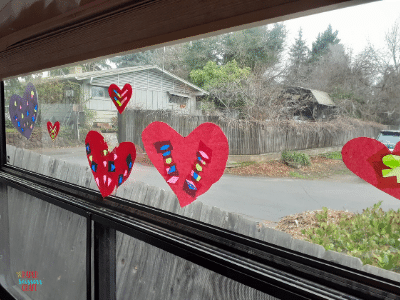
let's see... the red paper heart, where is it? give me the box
[342,137,400,200]
[142,122,229,207]
[108,84,132,114]
[85,131,136,198]
[47,121,60,141]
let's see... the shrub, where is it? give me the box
[281,151,311,166]
[301,202,400,273]
[5,119,14,128]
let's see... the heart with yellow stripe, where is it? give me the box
[108,84,132,114]
[342,137,400,200]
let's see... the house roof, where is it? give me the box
[54,65,209,95]
[284,86,335,106]
[309,89,335,106]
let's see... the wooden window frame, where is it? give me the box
[1,0,400,299]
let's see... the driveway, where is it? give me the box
[35,147,400,222]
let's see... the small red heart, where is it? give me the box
[108,84,132,114]
[47,121,60,141]
[142,122,229,207]
[342,137,400,200]
[85,131,136,198]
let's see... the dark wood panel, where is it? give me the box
[0,0,140,49]
[0,0,367,79]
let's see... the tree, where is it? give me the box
[151,44,190,80]
[310,24,340,62]
[189,60,250,90]
[190,60,251,112]
[289,28,308,67]
[110,50,158,68]
[286,28,309,84]
[385,21,400,75]
[81,60,111,72]
[183,37,221,71]
[221,24,286,74]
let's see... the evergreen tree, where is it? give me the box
[110,50,158,68]
[221,24,286,74]
[310,24,340,62]
[183,37,220,71]
[289,28,308,68]
[288,28,309,81]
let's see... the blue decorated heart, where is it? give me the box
[9,83,38,139]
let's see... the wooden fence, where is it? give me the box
[5,145,399,299]
[118,110,384,155]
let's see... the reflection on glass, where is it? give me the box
[3,0,400,278]
[116,231,277,300]
[0,187,86,300]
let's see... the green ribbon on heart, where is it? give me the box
[382,154,400,183]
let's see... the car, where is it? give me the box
[376,130,400,151]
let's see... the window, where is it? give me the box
[0,187,87,300]
[91,87,107,98]
[1,0,400,299]
[168,92,189,105]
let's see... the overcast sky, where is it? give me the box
[283,0,400,56]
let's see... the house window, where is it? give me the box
[91,86,107,98]
[167,92,188,105]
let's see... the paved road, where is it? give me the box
[35,147,400,223]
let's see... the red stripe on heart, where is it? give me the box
[142,122,229,207]
[108,84,132,114]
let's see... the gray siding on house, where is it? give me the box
[90,68,197,94]
[85,68,201,122]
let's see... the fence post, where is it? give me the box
[117,111,127,144]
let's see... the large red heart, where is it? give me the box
[342,137,400,200]
[85,131,136,198]
[142,122,229,207]
[108,84,132,114]
[47,121,60,141]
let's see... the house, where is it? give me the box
[49,65,208,125]
[279,86,337,120]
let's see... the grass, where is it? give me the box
[232,161,258,168]
[301,202,400,273]
[319,151,342,160]
[6,127,17,133]
[289,171,307,179]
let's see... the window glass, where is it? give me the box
[4,0,400,280]
[116,231,279,300]
[92,86,107,98]
[0,186,87,300]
